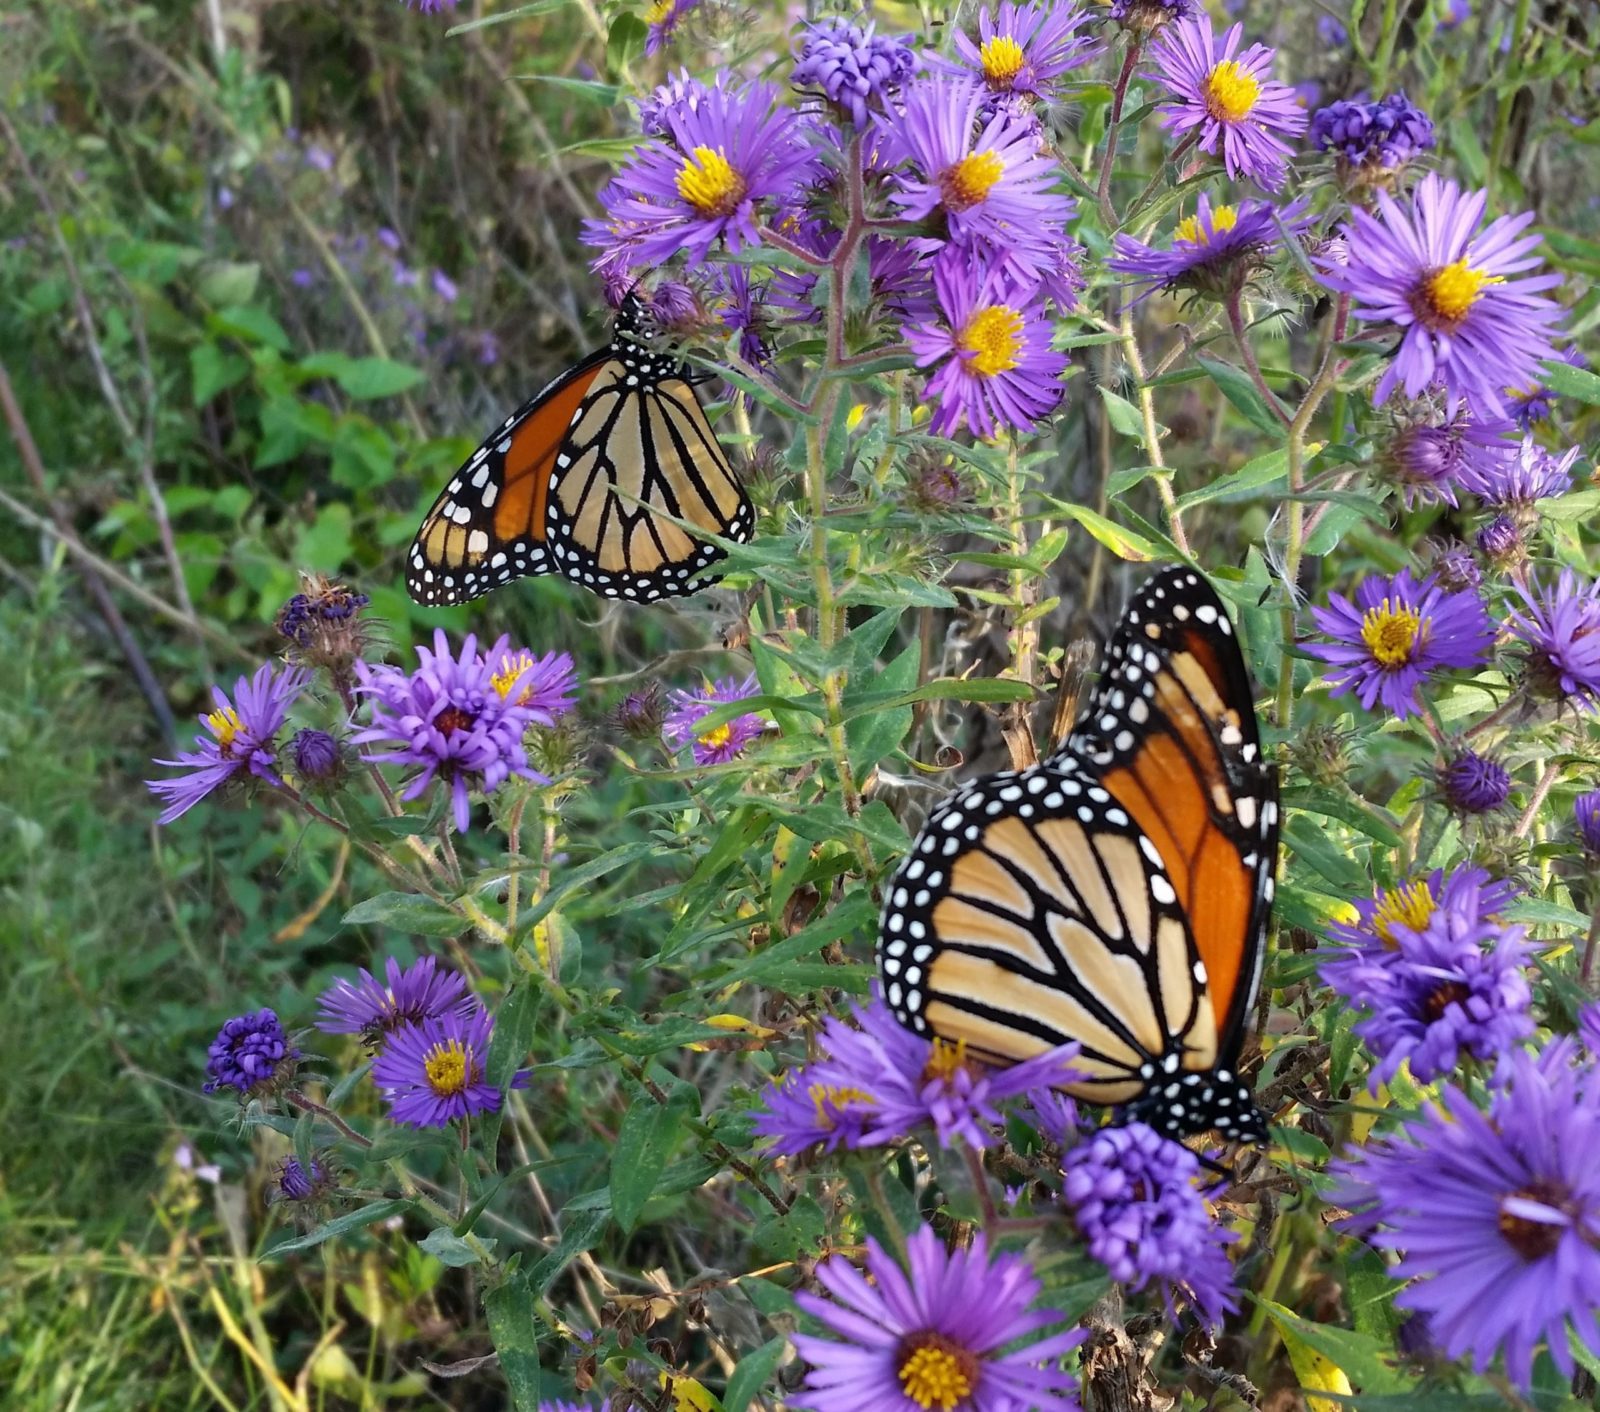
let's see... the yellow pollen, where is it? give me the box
[923,1037,970,1085]
[979,34,1026,86]
[808,1081,875,1128]
[1175,204,1238,245]
[697,722,733,751]
[1203,60,1261,122]
[1371,880,1437,948]
[940,150,1005,210]
[1359,599,1425,668]
[1420,257,1501,326]
[643,0,674,23]
[958,306,1024,379]
[206,706,243,752]
[676,146,746,218]
[898,1341,977,1411]
[424,1039,470,1097]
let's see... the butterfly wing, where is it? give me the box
[1061,566,1279,1060]
[406,297,752,607]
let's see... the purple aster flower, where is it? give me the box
[1438,748,1512,814]
[1309,93,1435,184]
[1148,17,1308,192]
[1437,0,1471,30]
[430,269,458,303]
[643,0,700,55]
[1027,1089,1081,1146]
[1108,193,1312,301]
[488,642,579,722]
[636,69,714,138]
[316,954,477,1047]
[290,268,314,288]
[1062,1122,1238,1325]
[1379,410,1514,508]
[352,631,551,832]
[1332,1045,1600,1390]
[664,674,766,766]
[713,264,775,370]
[148,663,312,824]
[647,279,703,331]
[1507,348,1587,428]
[1315,174,1564,419]
[1507,570,1600,711]
[204,1009,299,1096]
[1316,13,1349,46]
[1457,437,1580,508]
[288,729,343,786]
[792,17,920,128]
[372,1006,502,1128]
[753,996,1079,1154]
[593,80,803,267]
[1576,792,1600,855]
[1323,896,1532,1088]
[405,0,460,11]
[1327,866,1517,957]
[274,1155,328,1202]
[905,258,1067,439]
[792,1226,1085,1412]
[1110,0,1195,34]
[885,79,1075,285]
[939,1,1099,101]
[1307,568,1494,719]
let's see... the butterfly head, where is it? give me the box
[1124,1065,1267,1146]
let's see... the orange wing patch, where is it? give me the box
[493,364,605,544]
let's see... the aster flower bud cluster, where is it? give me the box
[1310,93,1436,192]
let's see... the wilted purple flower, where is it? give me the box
[1315,174,1563,419]
[1429,540,1482,592]
[792,1227,1085,1412]
[1309,93,1435,180]
[1323,897,1532,1088]
[792,16,920,128]
[905,258,1067,438]
[288,729,343,785]
[1439,748,1512,814]
[1307,568,1494,719]
[663,674,765,766]
[1148,17,1308,191]
[372,1006,502,1128]
[593,80,804,267]
[1062,1122,1238,1325]
[316,955,477,1047]
[1108,194,1311,300]
[647,279,702,331]
[276,576,370,669]
[204,1009,299,1096]
[148,663,312,824]
[1457,438,1580,508]
[610,682,667,740]
[886,79,1075,284]
[643,0,700,55]
[753,996,1079,1154]
[1576,792,1600,855]
[940,1,1099,100]
[1332,1045,1600,1390]
[1507,348,1587,428]
[1507,570,1600,711]
[353,631,551,832]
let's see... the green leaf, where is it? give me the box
[1281,786,1403,847]
[342,892,466,937]
[484,1272,543,1412]
[419,1227,494,1268]
[845,642,918,773]
[190,344,250,406]
[293,502,353,572]
[722,1337,789,1412]
[716,891,877,989]
[261,1199,412,1257]
[1197,354,1289,435]
[301,352,425,399]
[446,0,574,33]
[836,675,1035,720]
[1097,385,1147,441]
[605,12,648,76]
[513,840,659,943]
[610,1090,688,1232]
[1542,355,1600,406]
[517,74,621,105]
[1254,1297,1412,1397]
[1047,501,1162,563]
[210,304,290,351]
[196,260,260,306]
[1176,445,1292,510]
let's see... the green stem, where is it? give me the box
[1486,0,1533,204]
[1118,309,1189,555]
[1096,42,1142,228]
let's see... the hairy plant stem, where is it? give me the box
[1000,436,1042,770]
[1118,309,1189,555]
[1096,42,1143,228]
[1225,293,1292,427]
[287,1091,373,1150]
[1514,761,1561,840]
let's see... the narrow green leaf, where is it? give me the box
[342,891,465,937]
[610,1091,688,1232]
[513,840,660,943]
[722,1337,789,1412]
[484,1272,543,1412]
[1046,501,1162,563]
[1176,446,1292,509]
[1098,385,1146,441]
[446,0,574,32]
[261,1199,411,1257]
[419,1227,495,1268]
[1541,355,1600,406]
[1197,354,1289,435]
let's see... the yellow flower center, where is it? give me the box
[643,0,674,24]
[1175,204,1238,245]
[940,150,1005,210]
[808,1081,875,1127]
[676,146,746,218]
[923,1037,970,1085]
[898,1334,979,1411]
[1359,600,1425,668]
[957,306,1024,378]
[697,722,733,751]
[1370,880,1437,948]
[206,706,243,752]
[423,1039,471,1097]
[1418,257,1501,328]
[492,651,536,705]
[1203,60,1261,122]
[979,34,1026,86]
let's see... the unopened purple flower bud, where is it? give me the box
[289,729,343,785]
[1439,748,1511,815]
[1576,792,1600,855]
[1475,514,1523,567]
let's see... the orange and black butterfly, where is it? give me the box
[878,566,1279,1142]
[406,295,753,607]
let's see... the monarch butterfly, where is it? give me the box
[877,566,1279,1143]
[406,295,753,607]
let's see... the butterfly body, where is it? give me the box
[878,566,1279,1143]
[407,297,753,607]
